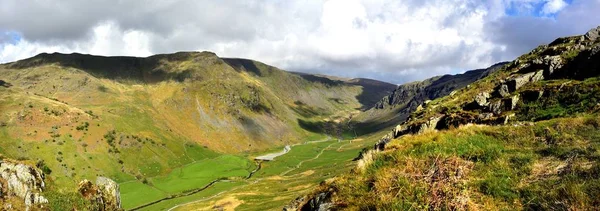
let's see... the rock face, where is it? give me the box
[585,26,600,41]
[368,62,508,128]
[0,160,48,209]
[78,177,121,211]
[284,191,333,211]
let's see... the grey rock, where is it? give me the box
[507,70,544,92]
[478,113,494,120]
[585,26,600,41]
[0,160,47,208]
[498,84,510,97]
[488,100,503,115]
[545,56,564,76]
[96,177,121,210]
[416,116,442,134]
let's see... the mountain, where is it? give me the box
[292,26,600,210]
[0,51,395,209]
[350,62,508,136]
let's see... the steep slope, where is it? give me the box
[0,51,394,209]
[293,26,600,210]
[351,62,508,135]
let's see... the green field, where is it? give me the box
[133,136,378,211]
[120,155,255,209]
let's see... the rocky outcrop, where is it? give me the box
[78,177,121,211]
[0,160,48,209]
[284,190,334,211]
[585,26,600,41]
[369,62,507,122]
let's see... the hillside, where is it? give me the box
[291,26,600,210]
[351,62,508,135]
[0,52,395,209]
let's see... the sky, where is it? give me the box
[0,0,599,84]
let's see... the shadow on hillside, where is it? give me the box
[239,115,265,140]
[298,118,340,136]
[293,73,396,111]
[223,58,263,76]
[6,52,200,83]
[350,116,404,136]
[290,101,329,118]
[348,79,397,111]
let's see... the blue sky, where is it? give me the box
[1,0,599,84]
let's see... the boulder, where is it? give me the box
[507,70,544,92]
[478,113,494,120]
[545,56,564,76]
[416,116,443,134]
[585,26,600,41]
[393,125,405,138]
[78,177,122,211]
[488,100,503,115]
[96,177,121,210]
[497,84,510,97]
[465,92,490,110]
[0,160,48,208]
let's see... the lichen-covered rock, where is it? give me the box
[488,100,503,115]
[0,160,48,208]
[96,177,121,210]
[414,116,443,134]
[497,84,510,97]
[507,70,544,92]
[78,177,121,211]
[465,92,491,110]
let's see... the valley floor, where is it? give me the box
[119,134,378,210]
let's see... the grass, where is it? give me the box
[318,115,600,210]
[169,138,374,211]
[119,155,254,209]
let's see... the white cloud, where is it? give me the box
[0,0,598,84]
[542,0,568,14]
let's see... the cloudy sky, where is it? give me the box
[1,0,599,84]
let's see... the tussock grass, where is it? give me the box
[320,115,600,210]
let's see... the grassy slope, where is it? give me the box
[0,52,394,209]
[321,116,600,210]
[299,31,600,210]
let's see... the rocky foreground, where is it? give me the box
[0,158,121,210]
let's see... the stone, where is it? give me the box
[465,92,490,110]
[507,71,544,92]
[585,26,600,41]
[497,84,510,97]
[25,192,48,207]
[416,116,442,134]
[393,125,405,138]
[96,177,121,210]
[0,160,47,208]
[545,56,564,76]
[478,113,494,120]
[488,100,503,115]
[531,70,545,82]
